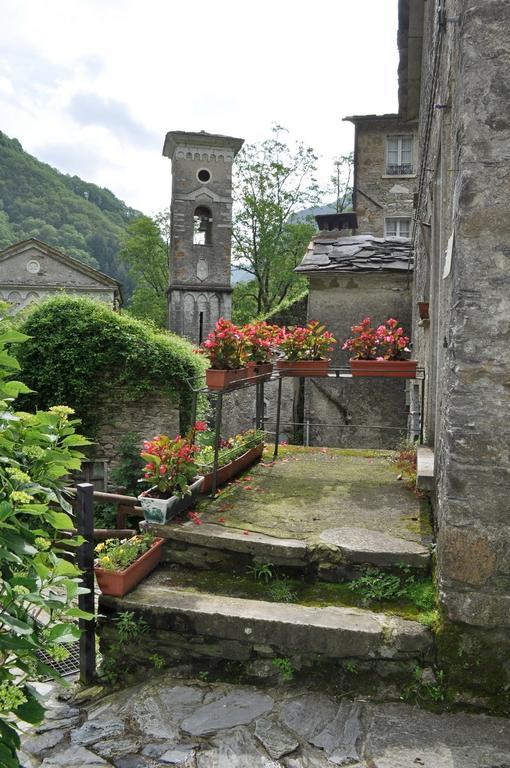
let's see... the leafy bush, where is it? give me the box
[17,296,205,434]
[0,325,92,768]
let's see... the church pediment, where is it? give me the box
[174,187,231,204]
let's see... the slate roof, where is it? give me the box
[295,234,413,275]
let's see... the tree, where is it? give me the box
[232,126,320,317]
[330,152,354,213]
[118,214,169,327]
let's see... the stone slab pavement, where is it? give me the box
[20,672,510,768]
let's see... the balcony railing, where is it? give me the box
[386,163,414,176]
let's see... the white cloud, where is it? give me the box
[0,0,399,212]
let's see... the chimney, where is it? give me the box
[314,212,358,234]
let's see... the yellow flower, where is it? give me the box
[95,542,105,553]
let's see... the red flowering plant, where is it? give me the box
[242,321,279,363]
[277,320,336,361]
[342,317,411,360]
[139,421,207,498]
[198,318,248,370]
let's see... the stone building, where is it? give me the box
[343,114,418,238]
[0,238,121,312]
[163,130,244,344]
[401,0,510,697]
[295,231,413,447]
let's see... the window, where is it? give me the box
[385,218,411,238]
[197,168,211,183]
[193,206,213,245]
[386,135,414,175]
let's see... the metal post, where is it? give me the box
[273,376,283,459]
[190,390,198,431]
[420,374,425,444]
[76,482,96,685]
[260,380,265,432]
[305,417,310,447]
[211,392,223,497]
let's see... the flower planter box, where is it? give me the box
[94,537,164,598]
[247,362,273,382]
[200,443,264,493]
[276,359,330,377]
[350,360,417,378]
[138,476,204,525]
[206,367,249,390]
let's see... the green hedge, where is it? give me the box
[17,296,205,434]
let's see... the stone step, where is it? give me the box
[150,520,431,575]
[99,571,433,675]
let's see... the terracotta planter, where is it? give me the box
[247,362,273,382]
[206,367,249,390]
[94,537,164,598]
[276,359,330,377]
[200,443,264,493]
[138,476,204,525]
[350,359,417,378]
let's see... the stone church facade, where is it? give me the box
[163,130,244,344]
[0,238,121,313]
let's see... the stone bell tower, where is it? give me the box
[163,130,244,344]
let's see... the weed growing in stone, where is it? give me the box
[149,654,166,670]
[272,657,295,681]
[348,566,436,616]
[247,562,275,583]
[268,579,298,603]
[101,611,149,686]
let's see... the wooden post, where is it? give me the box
[76,482,96,685]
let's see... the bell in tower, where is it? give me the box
[162,130,244,344]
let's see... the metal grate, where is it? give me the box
[37,641,80,680]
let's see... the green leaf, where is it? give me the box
[16,686,45,725]
[66,607,95,621]
[44,510,74,530]
[53,559,80,577]
[0,612,33,635]
[45,623,81,643]
[62,434,92,447]
[2,380,33,397]
[0,329,31,344]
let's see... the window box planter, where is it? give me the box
[206,367,249,390]
[94,537,164,598]
[276,359,331,377]
[138,476,204,525]
[200,443,264,493]
[247,361,273,382]
[349,360,417,378]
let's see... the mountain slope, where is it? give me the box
[0,131,141,290]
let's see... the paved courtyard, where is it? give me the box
[196,447,431,546]
[20,673,510,768]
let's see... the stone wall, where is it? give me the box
[410,0,510,701]
[87,388,180,489]
[306,272,412,448]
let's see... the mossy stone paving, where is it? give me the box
[198,446,430,544]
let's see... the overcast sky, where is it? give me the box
[0,0,399,214]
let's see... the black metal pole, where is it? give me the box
[211,392,223,497]
[76,482,96,685]
[420,372,425,445]
[260,379,265,432]
[273,376,283,459]
[190,390,198,431]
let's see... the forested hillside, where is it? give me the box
[0,130,141,290]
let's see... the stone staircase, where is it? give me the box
[98,449,434,694]
[98,520,434,693]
